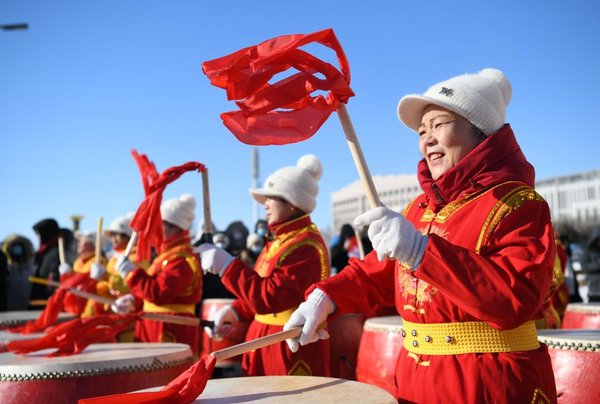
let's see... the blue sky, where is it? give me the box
[1,1,599,246]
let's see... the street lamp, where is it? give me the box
[0,23,28,31]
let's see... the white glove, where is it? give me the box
[195,243,234,277]
[206,305,239,339]
[354,206,428,269]
[283,288,334,353]
[115,253,135,278]
[111,293,135,314]
[58,263,72,276]
[90,263,106,280]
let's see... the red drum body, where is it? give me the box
[0,342,193,403]
[0,311,75,331]
[131,376,397,403]
[562,303,600,329]
[328,314,366,380]
[356,316,403,396]
[538,330,600,403]
[200,298,248,366]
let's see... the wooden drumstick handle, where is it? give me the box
[353,227,365,260]
[58,236,66,265]
[211,327,302,361]
[201,170,214,244]
[29,276,60,288]
[124,232,138,257]
[336,103,383,209]
[95,217,103,264]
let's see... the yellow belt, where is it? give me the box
[143,301,196,315]
[254,307,296,326]
[402,319,539,355]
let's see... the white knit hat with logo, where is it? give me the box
[105,212,134,237]
[250,154,323,213]
[397,68,512,136]
[161,194,196,230]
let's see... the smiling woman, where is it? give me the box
[284,68,560,403]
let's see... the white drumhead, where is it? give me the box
[537,330,600,351]
[0,330,45,344]
[136,376,397,403]
[363,316,403,333]
[565,303,600,314]
[201,298,235,305]
[0,311,75,328]
[0,343,193,381]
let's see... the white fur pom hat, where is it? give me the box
[250,154,323,213]
[397,68,512,136]
[105,212,134,237]
[161,194,196,230]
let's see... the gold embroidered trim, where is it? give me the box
[278,238,329,281]
[403,304,425,314]
[530,387,551,404]
[407,352,430,366]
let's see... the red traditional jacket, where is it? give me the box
[314,125,558,403]
[222,215,331,376]
[126,231,202,353]
[61,254,103,316]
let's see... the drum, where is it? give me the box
[0,311,76,330]
[328,313,366,380]
[0,342,194,403]
[356,316,403,396]
[200,299,248,367]
[538,330,600,403]
[562,303,600,329]
[133,375,397,403]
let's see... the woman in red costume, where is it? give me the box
[197,154,331,376]
[285,69,558,403]
[113,194,202,354]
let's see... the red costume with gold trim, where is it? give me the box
[125,231,202,353]
[222,215,331,376]
[313,125,557,403]
[61,254,103,316]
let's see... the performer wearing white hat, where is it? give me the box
[284,69,558,403]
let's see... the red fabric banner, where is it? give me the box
[7,314,136,356]
[202,28,354,145]
[9,272,90,334]
[79,354,217,404]
[129,151,205,262]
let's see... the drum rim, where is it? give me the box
[0,312,75,327]
[0,343,194,382]
[566,302,600,314]
[537,330,600,352]
[363,316,403,333]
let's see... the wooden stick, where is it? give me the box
[201,169,214,244]
[211,327,301,362]
[27,276,211,327]
[29,299,48,306]
[124,232,138,257]
[58,236,66,265]
[95,217,103,264]
[353,227,365,260]
[336,103,383,209]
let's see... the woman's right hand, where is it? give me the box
[283,288,334,353]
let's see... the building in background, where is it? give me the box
[331,169,600,235]
[331,174,420,233]
[536,169,600,226]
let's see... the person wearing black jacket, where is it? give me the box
[29,218,61,306]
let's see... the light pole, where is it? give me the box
[0,23,28,31]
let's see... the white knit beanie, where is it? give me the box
[250,154,323,213]
[161,194,196,230]
[105,212,134,237]
[397,68,512,136]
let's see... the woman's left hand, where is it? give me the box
[354,206,428,269]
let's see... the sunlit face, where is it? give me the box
[264,196,296,226]
[418,105,482,180]
[77,237,94,257]
[108,232,128,250]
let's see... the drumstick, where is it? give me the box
[211,327,302,362]
[95,217,103,264]
[58,235,66,265]
[27,276,213,328]
[201,170,214,244]
[124,232,138,257]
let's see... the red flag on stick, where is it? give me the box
[202,28,354,145]
[203,28,382,208]
[129,151,206,262]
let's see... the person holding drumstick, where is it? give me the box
[197,155,331,377]
[284,69,558,402]
[113,194,203,354]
